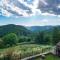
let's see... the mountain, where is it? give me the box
[27,26,54,32]
[0,24,31,37]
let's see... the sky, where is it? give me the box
[0,0,60,26]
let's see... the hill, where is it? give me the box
[0,24,31,37]
[27,26,54,32]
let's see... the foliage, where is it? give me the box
[0,44,52,59]
[2,33,18,47]
[0,24,31,37]
[18,36,31,43]
[34,32,49,44]
[0,38,4,48]
[0,25,60,47]
[52,27,60,45]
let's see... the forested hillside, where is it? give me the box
[0,24,60,48]
[0,24,31,37]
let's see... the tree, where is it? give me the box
[44,36,50,44]
[52,27,60,45]
[35,32,45,44]
[0,38,4,48]
[18,36,31,43]
[2,33,18,47]
[18,37,25,43]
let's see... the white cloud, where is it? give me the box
[40,0,48,5]
[33,19,48,26]
[21,19,49,26]
[57,4,60,8]
[58,15,60,18]
[9,4,30,17]
[0,0,41,17]
[1,0,31,17]
[18,0,40,16]
[0,0,60,17]
[41,12,57,16]
[34,19,60,26]
[1,9,12,17]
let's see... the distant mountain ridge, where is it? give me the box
[27,26,60,32]
[0,24,60,37]
[0,24,31,37]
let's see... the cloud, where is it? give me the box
[0,0,60,17]
[57,4,60,8]
[1,9,12,17]
[40,0,48,5]
[32,19,60,26]
[41,12,57,17]
[20,19,60,26]
[38,0,60,15]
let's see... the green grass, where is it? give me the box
[0,44,52,59]
[35,54,60,60]
[45,54,60,60]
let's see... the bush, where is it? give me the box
[2,33,18,47]
[18,36,31,43]
[0,38,4,48]
[18,37,25,43]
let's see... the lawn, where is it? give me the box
[0,44,52,59]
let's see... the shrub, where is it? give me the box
[0,38,4,48]
[2,33,18,47]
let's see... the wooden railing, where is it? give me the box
[21,50,52,60]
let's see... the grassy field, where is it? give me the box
[0,44,52,59]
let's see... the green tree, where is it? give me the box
[45,36,50,44]
[18,36,31,43]
[35,32,45,44]
[18,37,25,43]
[52,27,60,45]
[2,33,18,47]
[0,38,4,48]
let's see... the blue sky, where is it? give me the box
[0,0,60,26]
[0,15,60,26]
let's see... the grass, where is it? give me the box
[35,54,60,60]
[0,44,52,59]
[45,54,60,60]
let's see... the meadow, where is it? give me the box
[0,44,52,59]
